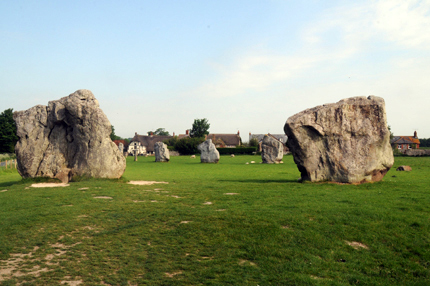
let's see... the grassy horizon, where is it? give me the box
[0,155,429,285]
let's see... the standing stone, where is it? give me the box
[118,142,124,153]
[13,89,126,182]
[261,135,283,164]
[198,139,220,163]
[154,142,170,162]
[284,96,394,183]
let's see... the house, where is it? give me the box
[113,140,129,153]
[127,140,147,155]
[249,132,289,153]
[205,131,241,148]
[129,132,173,154]
[391,131,420,151]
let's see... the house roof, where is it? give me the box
[177,134,190,139]
[113,140,129,148]
[391,136,420,145]
[131,134,173,152]
[207,134,241,146]
[250,133,288,144]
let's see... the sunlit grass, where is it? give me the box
[0,155,429,285]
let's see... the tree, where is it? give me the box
[110,125,121,141]
[388,125,394,140]
[190,118,210,138]
[0,108,18,153]
[164,136,178,147]
[147,128,170,136]
[173,137,205,155]
[249,137,259,147]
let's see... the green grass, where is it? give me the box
[0,155,429,285]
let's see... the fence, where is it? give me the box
[1,159,17,170]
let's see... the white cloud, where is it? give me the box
[374,0,430,49]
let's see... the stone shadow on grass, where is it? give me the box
[218,179,297,183]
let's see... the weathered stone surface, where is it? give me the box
[13,89,126,182]
[396,165,412,171]
[284,96,394,183]
[261,135,283,164]
[154,142,170,162]
[198,139,220,163]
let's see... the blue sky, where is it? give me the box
[1,0,429,140]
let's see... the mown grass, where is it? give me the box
[0,155,429,285]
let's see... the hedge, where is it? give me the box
[216,147,257,155]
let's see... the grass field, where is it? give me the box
[0,155,429,285]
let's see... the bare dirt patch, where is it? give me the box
[165,271,182,278]
[224,193,239,195]
[78,187,89,190]
[61,279,83,285]
[93,196,113,199]
[238,259,257,266]
[203,202,213,205]
[127,181,169,185]
[345,241,369,250]
[180,221,192,224]
[31,183,70,188]
[0,189,7,192]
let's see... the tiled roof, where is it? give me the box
[131,134,173,152]
[249,133,288,144]
[207,134,241,146]
[391,136,420,145]
[113,140,129,148]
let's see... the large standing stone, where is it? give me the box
[13,89,126,182]
[198,139,220,163]
[154,142,170,162]
[284,96,394,183]
[261,135,283,164]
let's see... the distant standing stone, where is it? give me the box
[198,139,220,163]
[284,96,394,183]
[261,135,283,164]
[118,142,124,153]
[154,142,170,162]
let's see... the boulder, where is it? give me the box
[154,142,170,162]
[404,149,430,156]
[198,139,220,163]
[13,89,126,182]
[261,135,283,164]
[396,165,412,171]
[284,96,394,183]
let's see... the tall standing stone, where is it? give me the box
[118,142,124,153]
[198,139,220,163]
[154,142,170,162]
[284,96,394,183]
[13,89,126,182]
[261,135,283,164]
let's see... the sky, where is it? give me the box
[1,0,430,140]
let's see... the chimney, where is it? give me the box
[135,132,137,136]
[150,132,153,136]
[237,130,240,135]
[414,131,417,138]
[173,132,175,137]
[186,130,189,135]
